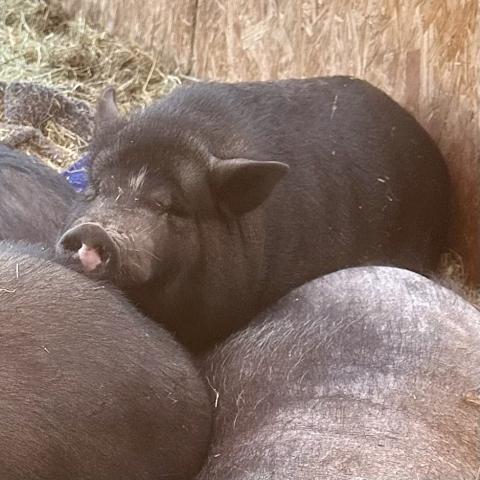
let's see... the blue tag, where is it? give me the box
[62,152,91,192]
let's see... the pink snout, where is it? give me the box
[57,223,120,275]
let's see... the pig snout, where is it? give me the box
[57,223,120,274]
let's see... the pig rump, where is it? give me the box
[0,242,211,480]
[200,266,480,479]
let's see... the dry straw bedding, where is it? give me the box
[0,0,478,304]
[0,0,184,167]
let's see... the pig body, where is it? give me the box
[59,77,450,351]
[0,242,211,480]
[0,145,76,245]
[199,266,480,479]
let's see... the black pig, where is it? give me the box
[0,242,211,480]
[198,266,480,479]
[58,77,450,351]
[0,145,76,245]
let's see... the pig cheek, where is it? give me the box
[120,227,162,284]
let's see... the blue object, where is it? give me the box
[62,152,91,192]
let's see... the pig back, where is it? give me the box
[162,76,450,311]
[0,242,211,480]
[200,266,480,479]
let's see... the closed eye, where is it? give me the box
[147,197,188,217]
[143,195,170,213]
[144,189,169,209]
[154,201,168,210]
[144,189,189,217]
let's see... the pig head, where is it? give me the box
[58,87,287,288]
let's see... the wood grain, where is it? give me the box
[60,0,196,72]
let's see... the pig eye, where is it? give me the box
[146,197,188,217]
[144,195,169,214]
[145,191,168,210]
[145,191,189,217]
[153,201,168,211]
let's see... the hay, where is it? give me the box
[0,0,185,167]
[59,0,197,74]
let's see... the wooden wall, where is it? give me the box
[60,0,480,282]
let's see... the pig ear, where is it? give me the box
[95,86,120,133]
[209,158,289,216]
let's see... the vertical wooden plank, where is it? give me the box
[60,0,196,72]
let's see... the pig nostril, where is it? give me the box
[96,245,111,264]
[61,235,82,253]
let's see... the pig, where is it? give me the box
[0,241,211,480]
[0,145,76,245]
[57,77,450,351]
[198,266,480,480]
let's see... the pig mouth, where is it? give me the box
[77,243,111,272]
